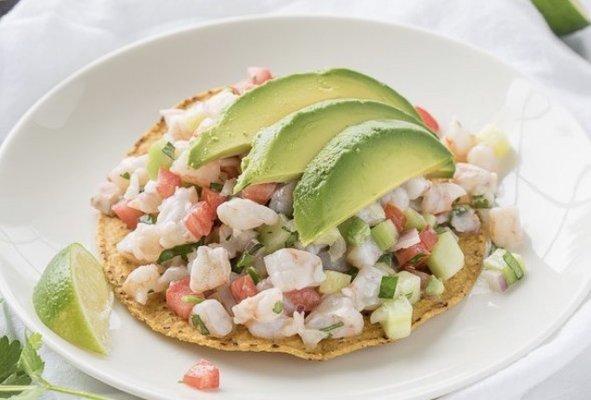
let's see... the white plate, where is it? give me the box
[1,15,590,400]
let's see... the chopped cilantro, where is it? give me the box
[191,314,210,335]
[161,142,176,160]
[272,301,284,314]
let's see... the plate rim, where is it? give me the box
[0,13,589,400]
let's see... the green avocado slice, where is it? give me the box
[188,68,421,169]
[294,120,454,245]
[234,99,421,193]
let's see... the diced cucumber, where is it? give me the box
[379,275,398,299]
[425,275,444,296]
[371,220,398,251]
[147,138,175,179]
[404,208,427,231]
[423,213,437,228]
[370,296,413,340]
[427,230,464,280]
[394,271,421,304]
[339,216,371,246]
[313,227,341,246]
[319,271,352,294]
[483,248,525,286]
[257,214,292,253]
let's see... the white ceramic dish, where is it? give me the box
[1,15,590,400]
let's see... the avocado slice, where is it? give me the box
[234,99,420,193]
[188,69,421,169]
[294,120,454,245]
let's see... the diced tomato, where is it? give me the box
[230,275,257,302]
[156,169,181,198]
[415,106,440,133]
[201,187,227,213]
[419,227,439,251]
[183,359,220,390]
[247,67,273,85]
[384,202,407,232]
[184,201,215,240]
[240,183,277,205]
[284,288,322,313]
[395,242,430,267]
[166,277,202,320]
[112,200,144,229]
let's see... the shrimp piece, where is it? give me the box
[217,198,278,231]
[91,181,123,216]
[122,264,160,305]
[202,89,238,118]
[117,223,163,263]
[488,206,524,251]
[346,238,383,270]
[156,187,198,248]
[161,106,206,141]
[356,203,386,226]
[380,187,409,210]
[305,294,364,339]
[342,266,387,311]
[453,163,498,202]
[245,315,300,340]
[170,150,221,188]
[444,118,476,161]
[108,155,148,191]
[232,288,284,324]
[217,224,258,258]
[467,144,501,174]
[123,168,149,200]
[421,182,467,214]
[403,177,431,200]
[450,207,481,233]
[128,180,163,214]
[264,248,325,292]
[156,266,189,292]
[189,246,231,292]
[191,299,234,338]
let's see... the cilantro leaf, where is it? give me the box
[0,337,22,382]
[18,334,44,380]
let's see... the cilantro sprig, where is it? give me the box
[0,332,113,399]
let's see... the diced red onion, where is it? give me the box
[393,228,420,251]
[482,270,508,292]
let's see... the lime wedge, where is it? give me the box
[532,0,590,36]
[33,243,113,354]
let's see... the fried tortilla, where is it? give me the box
[96,88,488,360]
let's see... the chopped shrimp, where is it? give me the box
[122,264,161,305]
[91,181,123,216]
[269,181,296,216]
[117,223,163,263]
[488,206,524,251]
[108,155,148,191]
[202,89,238,117]
[444,118,476,161]
[356,203,386,226]
[232,288,284,324]
[156,266,189,292]
[453,163,498,202]
[467,144,501,174]
[380,187,409,210]
[403,177,431,200]
[346,238,383,270]
[342,266,387,311]
[264,248,325,292]
[421,182,467,214]
[245,315,300,340]
[128,180,163,214]
[189,246,231,292]
[123,168,149,200]
[451,207,481,233]
[292,312,327,349]
[170,150,221,188]
[217,198,278,231]
[161,107,206,141]
[191,299,234,338]
[217,224,257,258]
[305,294,364,339]
[156,187,198,248]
